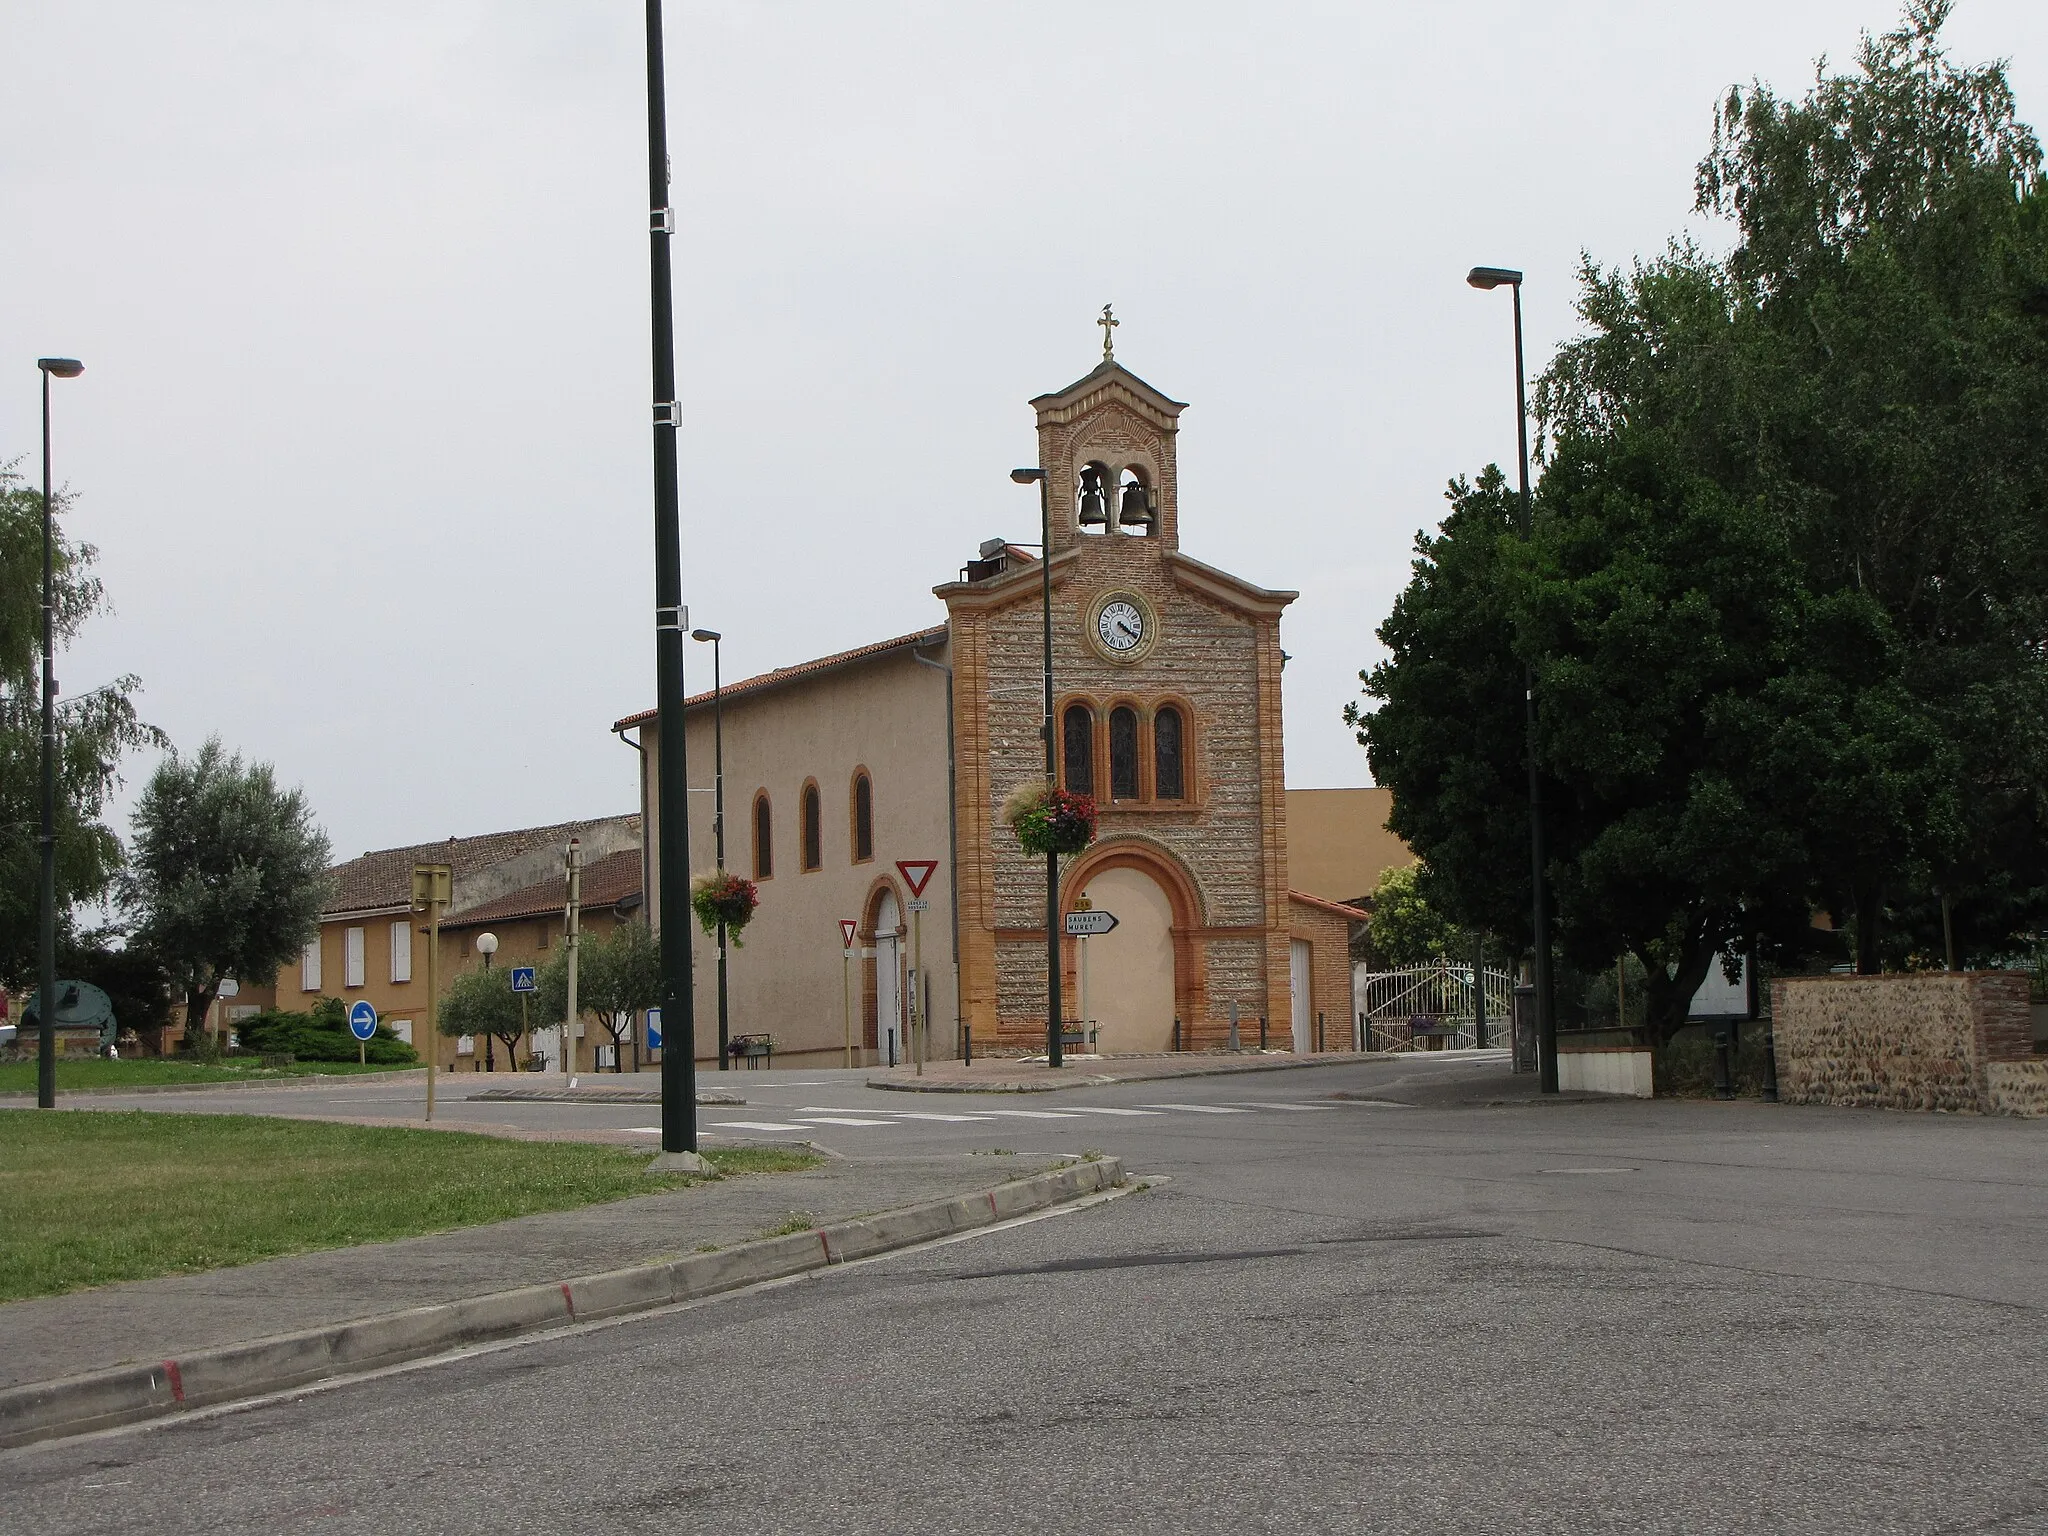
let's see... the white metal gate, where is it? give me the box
[1354,963,1515,1051]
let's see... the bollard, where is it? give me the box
[1713,1027,1734,1100]
[1316,1011,1324,1054]
[1172,1016,1181,1052]
[963,1020,972,1065]
[887,1027,896,1069]
[1228,1002,1240,1052]
[1356,1010,1365,1052]
[1761,1028,1779,1103]
[1258,1015,1267,1051]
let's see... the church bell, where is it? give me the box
[1077,467,1109,527]
[1118,481,1154,530]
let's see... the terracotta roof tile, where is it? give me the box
[1288,889,1370,922]
[444,847,643,928]
[323,816,639,916]
[612,625,947,731]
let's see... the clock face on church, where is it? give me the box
[1088,591,1159,664]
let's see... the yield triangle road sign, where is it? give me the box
[839,918,858,947]
[896,859,938,897]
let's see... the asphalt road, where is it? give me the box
[9,1054,2046,1534]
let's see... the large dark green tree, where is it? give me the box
[0,465,160,986]
[123,738,332,1043]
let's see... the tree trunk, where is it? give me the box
[496,1031,522,1069]
[183,983,220,1052]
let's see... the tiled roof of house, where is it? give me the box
[612,625,948,731]
[323,816,640,915]
[443,847,643,928]
[1287,889,1371,923]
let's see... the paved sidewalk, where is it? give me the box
[0,1151,1057,1392]
[866,1048,1435,1093]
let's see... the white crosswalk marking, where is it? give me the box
[978,1109,1085,1119]
[710,1120,812,1133]
[1058,1106,1164,1116]
[1217,1102,1337,1112]
[1136,1103,1252,1114]
[893,1112,994,1123]
[794,1116,894,1127]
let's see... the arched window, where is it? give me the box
[752,793,773,879]
[1154,705,1185,800]
[801,782,822,871]
[1062,704,1095,795]
[1109,706,1140,800]
[851,771,874,863]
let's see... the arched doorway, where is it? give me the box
[1077,865,1175,1053]
[869,887,903,1065]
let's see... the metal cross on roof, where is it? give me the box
[1098,303,1117,361]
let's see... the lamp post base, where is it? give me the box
[646,1150,714,1175]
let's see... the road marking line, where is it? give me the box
[893,1113,994,1122]
[1057,1107,1164,1116]
[792,1116,894,1127]
[1136,1104,1252,1114]
[710,1120,813,1132]
[978,1109,1085,1119]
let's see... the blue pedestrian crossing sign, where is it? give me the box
[510,966,537,994]
[347,1000,378,1042]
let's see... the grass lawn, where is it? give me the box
[0,1111,817,1302]
[0,1057,418,1094]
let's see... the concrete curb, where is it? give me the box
[867,1053,1403,1094]
[0,1157,1124,1451]
[0,1070,428,1101]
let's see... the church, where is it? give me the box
[613,332,1367,1065]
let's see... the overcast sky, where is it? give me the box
[7,1,2045,868]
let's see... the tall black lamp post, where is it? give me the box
[1465,266,1557,1093]
[645,1,697,1154]
[1009,466,1063,1068]
[690,627,729,1070]
[35,357,83,1112]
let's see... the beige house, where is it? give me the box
[264,815,640,1070]
[617,350,1380,1065]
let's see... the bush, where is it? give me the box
[233,997,418,1064]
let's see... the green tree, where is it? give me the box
[438,964,529,1069]
[1362,864,1461,970]
[0,465,161,985]
[532,919,662,1072]
[123,738,332,1044]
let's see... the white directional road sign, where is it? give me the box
[347,1000,378,1041]
[1064,910,1119,937]
[510,966,537,994]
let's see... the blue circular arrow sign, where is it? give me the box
[347,1000,378,1042]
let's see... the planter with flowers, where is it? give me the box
[691,870,760,947]
[1002,781,1098,858]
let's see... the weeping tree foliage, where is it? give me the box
[0,465,161,986]
[124,739,332,1042]
[1355,4,2048,1040]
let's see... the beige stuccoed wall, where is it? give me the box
[639,643,955,1066]
[1283,787,1413,905]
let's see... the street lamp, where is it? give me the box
[690,627,729,1071]
[1010,465,1063,1069]
[35,357,83,1112]
[644,0,699,1163]
[475,931,498,1071]
[1465,266,1558,1094]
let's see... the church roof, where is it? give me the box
[1029,359,1187,414]
[611,625,948,731]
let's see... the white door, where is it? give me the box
[1079,867,1176,1053]
[874,890,902,1063]
[1290,940,1313,1053]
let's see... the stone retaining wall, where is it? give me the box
[1771,972,2032,1114]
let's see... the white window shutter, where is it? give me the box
[391,920,413,983]
[344,927,366,988]
[301,938,322,992]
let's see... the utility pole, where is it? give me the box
[563,839,582,1079]
[645,0,700,1163]
[412,863,451,1121]
[1009,465,1062,1068]
[35,356,83,1111]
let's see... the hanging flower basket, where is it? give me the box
[691,871,759,947]
[1003,781,1098,858]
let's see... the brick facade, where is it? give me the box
[939,360,1298,1050]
